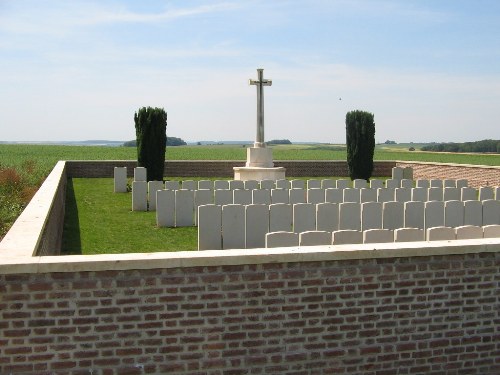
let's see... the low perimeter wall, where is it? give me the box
[0,160,499,374]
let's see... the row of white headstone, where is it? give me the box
[264,225,500,249]
[196,201,500,249]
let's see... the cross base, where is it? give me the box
[233,166,286,181]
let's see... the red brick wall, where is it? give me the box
[397,162,500,188]
[1,252,499,374]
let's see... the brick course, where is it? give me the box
[1,252,499,374]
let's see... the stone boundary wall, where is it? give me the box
[397,161,500,188]
[0,245,499,374]
[65,160,396,178]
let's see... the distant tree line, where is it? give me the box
[123,136,187,147]
[267,139,292,145]
[421,139,500,153]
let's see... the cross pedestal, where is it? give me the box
[234,68,286,181]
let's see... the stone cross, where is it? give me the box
[249,68,272,148]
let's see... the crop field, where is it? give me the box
[1,143,499,242]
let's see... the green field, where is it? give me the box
[1,143,499,243]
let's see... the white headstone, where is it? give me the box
[455,225,483,240]
[360,188,377,203]
[276,179,290,189]
[114,167,127,193]
[229,180,245,190]
[461,187,477,201]
[266,231,299,248]
[464,200,483,226]
[253,189,271,204]
[443,187,460,201]
[482,199,500,225]
[383,201,404,230]
[271,189,289,204]
[307,188,325,204]
[343,188,360,203]
[244,180,260,190]
[325,188,343,204]
[394,228,424,242]
[156,189,175,227]
[377,188,395,203]
[385,179,399,189]
[400,179,413,189]
[260,180,276,190]
[411,187,428,202]
[134,167,147,182]
[182,180,197,190]
[175,189,195,227]
[427,226,455,241]
[404,201,425,230]
[198,205,222,250]
[214,180,229,190]
[483,224,500,238]
[456,179,468,189]
[222,204,246,249]
[322,179,336,189]
[214,189,233,206]
[425,201,444,230]
[245,204,269,249]
[289,188,307,204]
[430,179,443,188]
[392,167,404,181]
[307,179,322,189]
[269,203,293,232]
[316,203,339,232]
[299,231,332,246]
[195,189,213,224]
[132,181,148,211]
[428,187,443,201]
[361,202,383,231]
[336,179,350,189]
[339,202,361,231]
[416,179,430,188]
[165,180,180,190]
[444,200,464,228]
[332,230,362,245]
[293,203,316,233]
[353,179,368,189]
[402,167,413,180]
[395,188,411,203]
[495,187,500,200]
[290,179,306,189]
[370,179,384,189]
[198,180,214,190]
[479,187,494,201]
[363,229,394,244]
[233,189,252,205]
[147,181,164,211]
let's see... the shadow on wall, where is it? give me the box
[61,179,82,255]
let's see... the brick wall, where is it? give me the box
[65,160,396,179]
[397,162,500,188]
[1,252,499,375]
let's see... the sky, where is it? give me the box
[1,0,500,144]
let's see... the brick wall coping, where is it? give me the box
[1,238,499,275]
[396,160,500,169]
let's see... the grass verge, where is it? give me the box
[61,178,197,255]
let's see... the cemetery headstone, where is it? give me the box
[114,167,127,193]
[299,231,332,246]
[222,204,246,249]
[266,231,299,248]
[198,205,222,250]
[246,204,269,249]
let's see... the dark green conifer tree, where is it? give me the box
[134,107,167,181]
[345,110,375,181]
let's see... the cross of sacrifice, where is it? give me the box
[249,68,272,148]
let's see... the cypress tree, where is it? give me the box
[134,107,167,181]
[345,110,375,181]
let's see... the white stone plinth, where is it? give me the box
[246,147,274,168]
[233,166,286,181]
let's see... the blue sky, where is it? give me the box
[1,0,499,143]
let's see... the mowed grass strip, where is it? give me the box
[62,178,197,255]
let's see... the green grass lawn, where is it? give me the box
[62,178,197,254]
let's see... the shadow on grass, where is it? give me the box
[61,178,82,255]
